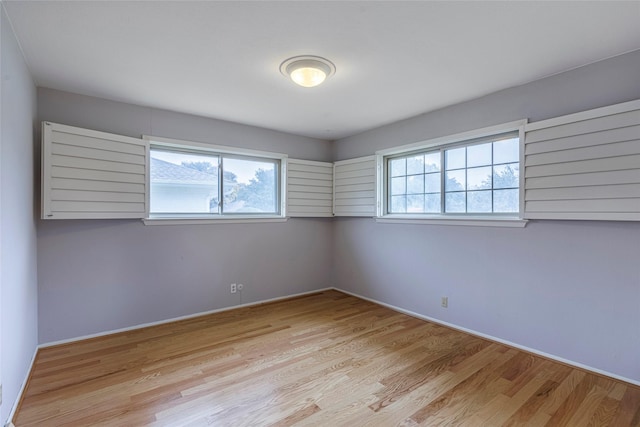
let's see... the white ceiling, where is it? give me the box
[4,1,640,140]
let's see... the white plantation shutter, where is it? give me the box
[42,100,637,224]
[286,159,333,217]
[41,122,147,219]
[523,100,640,221]
[333,156,377,217]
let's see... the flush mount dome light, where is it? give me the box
[280,55,336,88]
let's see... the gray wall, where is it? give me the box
[1,6,38,423]
[335,50,640,160]
[332,50,640,382]
[37,89,334,343]
[38,88,333,163]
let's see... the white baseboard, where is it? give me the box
[333,287,640,387]
[5,347,38,427]
[40,288,333,349]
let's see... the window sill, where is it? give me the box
[142,216,288,226]
[375,215,528,228]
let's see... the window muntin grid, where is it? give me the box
[386,134,519,215]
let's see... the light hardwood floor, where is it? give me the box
[14,290,640,426]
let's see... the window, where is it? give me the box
[148,140,283,219]
[381,123,525,221]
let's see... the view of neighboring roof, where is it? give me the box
[150,157,216,184]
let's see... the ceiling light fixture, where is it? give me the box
[280,55,336,88]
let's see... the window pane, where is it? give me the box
[425,193,441,213]
[407,195,425,213]
[406,155,424,175]
[494,137,519,164]
[391,195,406,213]
[445,147,465,170]
[390,158,406,177]
[385,132,520,217]
[445,170,465,191]
[391,176,406,195]
[445,192,465,213]
[223,158,277,213]
[425,152,440,172]
[494,189,519,212]
[407,175,424,194]
[493,163,519,189]
[467,143,492,167]
[150,150,219,214]
[425,172,440,193]
[467,190,492,212]
[467,166,492,190]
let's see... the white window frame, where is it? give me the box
[143,135,288,225]
[375,120,528,227]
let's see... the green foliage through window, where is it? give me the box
[149,148,280,216]
[386,135,519,215]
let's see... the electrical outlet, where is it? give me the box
[237,283,244,291]
[441,297,448,308]
[230,283,237,293]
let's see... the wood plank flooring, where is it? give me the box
[14,290,640,426]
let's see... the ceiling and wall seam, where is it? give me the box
[0,1,37,87]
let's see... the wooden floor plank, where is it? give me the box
[609,387,640,427]
[414,349,518,425]
[14,290,640,426]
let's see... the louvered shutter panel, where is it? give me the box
[41,122,147,219]
[333,155,377,217]
[286,159,333,217]
[523,100,640,221]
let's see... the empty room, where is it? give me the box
[1,1,639,426]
